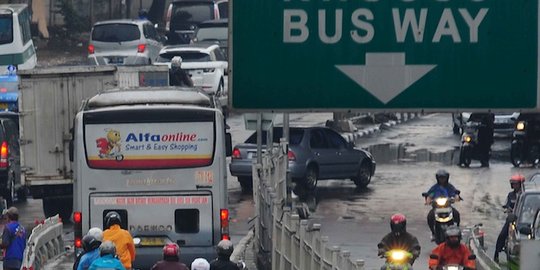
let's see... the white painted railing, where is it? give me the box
[253,141,365,270]
[21,215,64,270]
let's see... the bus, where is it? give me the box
[0,4,36,71]
[72,87,232,268]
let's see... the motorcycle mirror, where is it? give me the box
[422,192,429,197]
[455,190,461,195]
[429,254,439,260]
[468,254,477,260]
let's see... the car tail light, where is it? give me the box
[232,148,241,159]
[220,209,229,240]
[74,211,82,248]
[137,44,146,53]
[0,141,8,168]
[288,150,296,161]
[22,267,34,270]
[203,68,215,73]
[88,44,95,54]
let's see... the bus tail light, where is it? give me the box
[220,208,230,240]
[74,211,82,248]
[0,141,8,168]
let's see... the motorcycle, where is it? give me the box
[380,249,413,270]
[510,113,540,167]
[458,121,487,167]
[423,193,459,244]
[429,254,476,270]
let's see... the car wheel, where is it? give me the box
[303,165,318,191]
[352,162,372,189]
[16,187,27,203]
[238,177,253,194]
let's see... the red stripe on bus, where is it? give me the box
[88,158,212,168]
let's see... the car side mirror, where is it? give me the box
[429,254,439,260]
[468,254,476,260]
[225,132,232,157]
[519,226,532,235]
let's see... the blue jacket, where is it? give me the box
[89,254,126,270]
[505,191,519,210]
[77,249,100,270]
[1,221,26,269]
[426,183,458,198]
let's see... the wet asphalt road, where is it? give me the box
[18,112,522,269]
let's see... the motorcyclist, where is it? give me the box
[476,113,494,167]
[150,243,189,270]
[377,213,421,266]
[425,169,461,240]
[169,56,194,87]
[428,225,476,270]
[103,211,136,270]
[77,235,102,270]
[209,239,240,270]
[494,174,525,262]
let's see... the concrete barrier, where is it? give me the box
[21,215,64,270]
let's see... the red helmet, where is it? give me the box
[163,243,180,259]
[390,213,407,234]
[510,174,525,184]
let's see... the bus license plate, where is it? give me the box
[139,237,168,247]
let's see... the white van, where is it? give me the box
[0,4,36,71]
[72,87,232,268]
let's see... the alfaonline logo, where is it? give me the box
[126,132,197,142]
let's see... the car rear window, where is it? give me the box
[171,3,214,26]
[519,194,540,225]
[92,23,140,42]
[245,128,303,145]
[195,26,227,41]
[158,51,211,62]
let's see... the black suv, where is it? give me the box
[0,112,24,206]
[166,0,221,44]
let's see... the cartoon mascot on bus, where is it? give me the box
[96,128,124,161]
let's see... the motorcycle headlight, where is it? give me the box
[389,250,407,261]
[517,121,525,131]
[464,135,472,143]
[435,197,448,206]
[446,266,460,270]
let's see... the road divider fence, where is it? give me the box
[21,214,64,270]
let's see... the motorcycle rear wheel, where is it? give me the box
[510,144,522,168]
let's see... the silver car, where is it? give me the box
[88,19,163,65]
[229,126,376,193]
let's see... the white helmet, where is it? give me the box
[171,56,183,68]
[191,258,210,270]
[87,227,103,242]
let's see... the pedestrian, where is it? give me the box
[150,243,189,270]
[74,227,103,270]
[102,211,136,270]
[89,241,126,270]
[192,258,210,270]
[77,234,102,270]
[210,239,240,270]
[0,207,26,270]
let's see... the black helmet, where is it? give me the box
[445,225,462,248]
[390,213,407,235]
[216,239,234,258]
[82,234,101,252]
[99,241,117,257]
[104,211,121,229]
[436,169,450,185]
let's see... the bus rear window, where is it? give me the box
[84,121,215,169]
[175,209,199,233]
[0,15,13,45]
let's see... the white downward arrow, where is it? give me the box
[336,53,436,104]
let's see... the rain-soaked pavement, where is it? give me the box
[21,112,524,269]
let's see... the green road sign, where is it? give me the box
[230,0,538,111]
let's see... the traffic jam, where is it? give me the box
[0,0,539,270]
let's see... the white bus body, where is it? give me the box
[72,88,231,268]
[0,4,36,71]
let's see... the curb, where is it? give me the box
[231,229,255,262]
[342,115,414,143]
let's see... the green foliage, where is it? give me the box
[56,0,89,34]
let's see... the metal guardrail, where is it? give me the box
[253,142,365,270]
[21,215,64,270]
[464,225,501,270]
